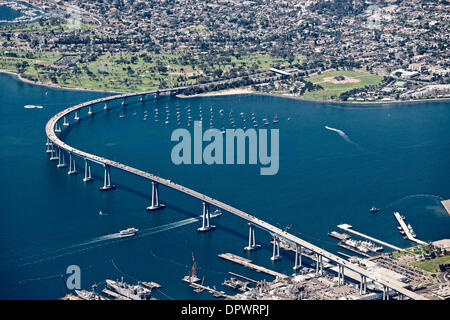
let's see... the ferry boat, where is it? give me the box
[106,278,152,300]
[119,227,139,237]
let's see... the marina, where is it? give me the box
[337,224,403,251]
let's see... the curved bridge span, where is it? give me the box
[45,90,427,300]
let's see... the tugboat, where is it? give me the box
[370,206,380,213]
[119,227,139,237]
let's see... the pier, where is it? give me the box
[218,253,288,279]
[102,289,132,300]
[392,212,427,245]
[44,89,429,300]
[337,224,403,251]
[441,199,450,215]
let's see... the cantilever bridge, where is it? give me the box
[45,87,427,300]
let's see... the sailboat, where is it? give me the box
[273,114,279,123]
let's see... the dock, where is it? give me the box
[218,253,288,279]
[337,251,353,259]
[392,212,427,245]
[441,199,450,215]
[337,224,402,251]
[102,289,132,300]
[228,272,259,284]
[187,281,230,299]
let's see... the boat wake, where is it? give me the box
[383,194,444,209]
[324,125,364,150]
[0,216,207,271]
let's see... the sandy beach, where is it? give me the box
[176,87,255,98]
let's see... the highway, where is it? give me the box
[45,87,428,300]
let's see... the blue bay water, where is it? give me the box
[0,5,21,22]
[0,72,449,299]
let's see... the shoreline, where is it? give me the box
[2,70,449,105]
[259,91,450,106]
[0,70,124,94]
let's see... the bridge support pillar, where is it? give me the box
[244,224,260,251]
[83,158,93,182]
[315,254,323,276]
[63,116,69,127]
[270,236,281,261]
[338,265,345,286]
[197,202,215,232]
[88,105,93,115]
[49,142,58,160]
[147,181,165,211]
[46,139,53,153]
[383,286,390,300]
[67,152,77,175]
[74,111,79,121]
[293,245,302,270]
[99,164,115,191]
[57,148,67,168]
[359,275,367,295]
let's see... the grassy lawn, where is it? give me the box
[0,49,300,92]
[303,70,383,100]
[410,255,450,273]
[392,249,414,259]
